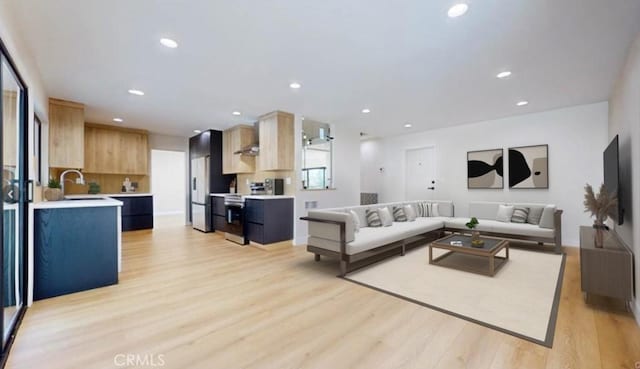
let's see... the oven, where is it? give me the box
[224,195,248,245]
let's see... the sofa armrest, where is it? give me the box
[300,215,351,256]
[554,209,563,253]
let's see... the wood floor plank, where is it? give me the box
[6,221,640,369]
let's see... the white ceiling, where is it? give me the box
[8,0,640,137]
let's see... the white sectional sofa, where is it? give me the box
[443,202,562,254]
[302,200,562,276]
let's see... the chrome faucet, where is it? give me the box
[60,169,85,196]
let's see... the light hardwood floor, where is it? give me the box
[7,221,640,369]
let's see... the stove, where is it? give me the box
[223,194,247,245]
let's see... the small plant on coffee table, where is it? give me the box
[466,217,484,247]
[465,217,478,230]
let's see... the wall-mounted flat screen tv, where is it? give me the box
[603,135,624,225]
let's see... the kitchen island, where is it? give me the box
[30,197,123,303]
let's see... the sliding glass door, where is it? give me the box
[0,40,28,358]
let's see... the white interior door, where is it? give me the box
[151,150,186,216]
[405,147,436,200]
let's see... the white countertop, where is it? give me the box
[65,193,153,198]
[209,193,294,199]
[33,197,123,209]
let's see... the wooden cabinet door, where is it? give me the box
[222,125,255,174]
[84,124,148,175]
[258,111,294,171]
[222,129,233,174]
[49,99,84,168]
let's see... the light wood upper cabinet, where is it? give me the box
[49,98,84,168]
[84,123,149,175]
[258,111,294,171]
[223,125,256,174]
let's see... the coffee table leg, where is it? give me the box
[429,246,433,264]
[489,255,495,276]
[506,245,509,259]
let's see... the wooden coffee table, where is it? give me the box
[429,234,509,276]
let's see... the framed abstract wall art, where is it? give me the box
[508,144,549,189]
[467,149,504,189]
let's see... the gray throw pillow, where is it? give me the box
[539,205,556,229]
[527,207,544,225]
[511,207,529,223]
[392,206,407,222]
[365,209,382,227]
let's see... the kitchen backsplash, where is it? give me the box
[48,169,150,194]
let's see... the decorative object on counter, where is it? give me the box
[466,217,484,247]
[88,182,101,194]
[122,177,135,193]
[583,183,618,248]
[44,178,64,201]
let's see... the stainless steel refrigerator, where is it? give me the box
[191,156,210,232]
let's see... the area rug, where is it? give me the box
[344,246,565,347]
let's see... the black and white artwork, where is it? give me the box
[467,149,504,189]
[509,145,548,189]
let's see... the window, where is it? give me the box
[302,119,333,190]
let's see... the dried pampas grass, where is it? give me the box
[584,183,618,225]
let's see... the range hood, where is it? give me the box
[234,144,259,156]
[233,122,260,156]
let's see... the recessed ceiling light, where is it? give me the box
[232,111,241,116]
[128,89,145,96]
[112,118,123,123]
[448,3,469,18]
[404,123,412,128]
[160,38,178,48]
[361,108,371,114]
[496,71,512,79]
[193,129,202,134]
[516,101,529,106]
[289,82,302,89]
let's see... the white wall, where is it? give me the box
[609,32,640,320]
[148,133,190,223]
[293,116,361,245]
[362,102,609,246]
[151,150,186,215]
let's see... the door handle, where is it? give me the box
[27,180,34,202]
[193,178,196,190]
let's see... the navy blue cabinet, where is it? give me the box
[34,206,118,300]
[112,196,154,231]
[244,198,293,244]
[211,196,227,232]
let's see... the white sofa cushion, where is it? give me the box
[496,205,515,223]
[378,207,393,226]
[445,217,495,233]
[404,205,417,221]
[469,202,502,220]
[489,221,554,238]
[349,210,360,232]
